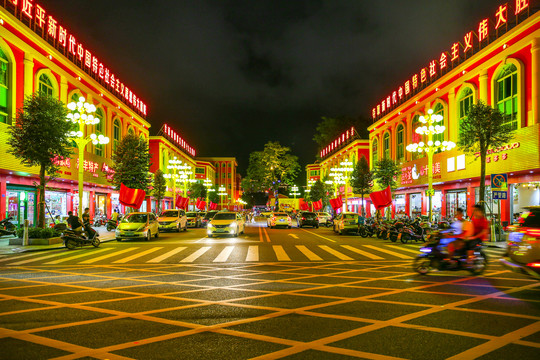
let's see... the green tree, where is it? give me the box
[111,133,152,192]
[457,101,515,205]
[152,169,167,214]
[188,182,207,203]
[7,93,73,228]
[372,158,399,219]
[350,156,373,216]
[244,141,300,192]
[208,187,220,204]
[313,115,370,151]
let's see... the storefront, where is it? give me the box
[409,193,422,218]
[95,193,107,216]
[395,195,406,217]
[446,190,467,219]
[6,186,36,227]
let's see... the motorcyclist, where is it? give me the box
[445,208,473,264]
[465,204,489,264]
[67,211,83,232]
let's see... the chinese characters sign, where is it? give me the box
[401,162,442,185]
[2,0,147,117]
[163,124,195,157]
[320,127,356,159]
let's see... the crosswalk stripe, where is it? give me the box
[341,245,383,260]
[0,252,41,263]
[214,246,235,262]
[385,245,419,254]
[113,247,163,264]
[46,248,113,264]
[180,247,211,263]
[363,245,412,259]
[79,247,138,264]
[146,247,186,263]
[319,245,354,260]
[300,229,336,242]
[272,245,291,261]
[9,251,70,265]
[296,245,322,261]
[246,246,259,261]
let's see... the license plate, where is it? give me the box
[216,229,226,232]
[125,232,134,236]
[397,233,402,239]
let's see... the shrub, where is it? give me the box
[16,227,61,238]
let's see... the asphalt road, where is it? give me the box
[0,222,538,360]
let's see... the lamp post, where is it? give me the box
[164,157,182,208]
[290,185,300,199]
[66,96,109,215]
[406,109,455,222]
[203,178,214,209]
[218,185,227,210]
[339,159,353,212]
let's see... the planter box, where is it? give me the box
[9,237,63,246]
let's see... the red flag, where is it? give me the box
[197,200,206,210]
[300,202,309,211]
[209,202,217,210]
[119,183,146,209]
[313,200,322,211]
[369,186,392,210]
[176,196,189,209]
[195,199,202,209]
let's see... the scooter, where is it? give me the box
[106,216,122,231]
[93,215,107,227]
[386,219,408,242]
[0,217,17,237]
[398,218,426,243]
[412,231,488,275]
[61,224,100,250]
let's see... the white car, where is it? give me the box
[157,209,187,232]
[317,212,332,226]
[267,212,292,229]
[207,212,245,237]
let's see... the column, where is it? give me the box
[0,176,6,220]
[106,193,112,218]
[60,75,68,104]
[531,38,540,125]
[479,69,489,104]
[23,52,34,97]
[447,88,457,143]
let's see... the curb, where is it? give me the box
[1,236,117,255]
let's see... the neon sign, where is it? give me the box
[2,1,148,117]
[163,124,196,157]
[320,127,356,159]
[372,0,531,121]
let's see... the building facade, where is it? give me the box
[0,1,150,226]
[196,157,239,209]
[368,2,540,225]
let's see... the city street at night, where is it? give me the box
[1,223,538,360]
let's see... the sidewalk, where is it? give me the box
[0,226,117,255]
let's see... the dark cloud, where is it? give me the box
[44,0,498,175]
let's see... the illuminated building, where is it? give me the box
[196,157,239,210]
[368,1,539,224]
[307,127,370,213]
[0,1,149,225]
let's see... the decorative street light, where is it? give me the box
[406,108,456,221]
[329,159,353,211]
[66,96,109,215]
[164,157,183,208]
[203,178,215,209]
[290,185,300,199]
[218,185,227,210]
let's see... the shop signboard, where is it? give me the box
[491,173,508,200]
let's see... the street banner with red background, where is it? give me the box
[209,202,218,210]
[312,200,323,211]
[176,196,189,209]
[329,197,343,211]
[300,202,309,211]
[197,200,206,210]
[119,183,146,209]
[369,186,392,210]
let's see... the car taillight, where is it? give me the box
[302,217,306,220]
[526,229,540,238]
[526,262,540,268]
[272,217,276,221]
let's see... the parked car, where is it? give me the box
[297,212,319,228]
[207,212,245,237]
[317,212,332,227]
[157,209,187,232]
[333,212,359,235]
[267,212,292,229]
[186,212,202,228]
[116,212,159,241]
[500,206,540,280]
[260,211,273,218]
[202,211,219,227]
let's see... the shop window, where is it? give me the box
[372,138,378,164]
[113,118,121,152]
[496,64,519,130]
[38,73,54,97]
[228,173,231,178]
[433,103,445,153]
[411,115,424,160]
[95,108,104,156]
[383,132,391,159]
[458,87,474,134]
[396,124,404,161]
[195,167,205,174]
[0,47,10,124]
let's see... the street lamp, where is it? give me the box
[66,96,109,215]
[203,178,215,209]
[406,109,455,222]
[290,185,300,199]
[218,185,227,210]
[164,157,183,208]
[329,159,353,211]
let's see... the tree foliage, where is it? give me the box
[152,169,167,214]
[313,115,370,150]
[7,93,73,228]
[208,187,219,204]
[350,156,372,216]
[457,101,515,205]
[111,133,152,192]
[372,158,399,192]
[188,182,206,201]
[308,180,327,203]
[244,141,300,192]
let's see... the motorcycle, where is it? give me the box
[0,217,17,237]
[386,219,407,242]
[413,230,488,275]
[61,225,100,250]
[398,218,426,243]
[106,216,122,231]
[93,215,107,227]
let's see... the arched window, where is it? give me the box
[94,108,104,156]
[396,124,405,161]
[458,87,474,132]
[113,118,121,152]
[383,132,390,159]
[495,63,518,130]
[38,74,54,97]
[0,47,10,124]
[70,92,81,103]
[128,127,134,135]
[411,115,424,160]
[372,138,378,164]
[433,103,445,146]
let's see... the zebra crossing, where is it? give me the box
[0,243,507,266]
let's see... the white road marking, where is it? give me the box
[272,245,291,261]
[213,246,235,262]
[180,247,211,263]
[384,245,419,254]
[296,245,322,261]
[363,245,413,259]
[300,229,336,242]
[341,245,383,260]
[113,247,163,264]
[79,247,138,264]
[0,252,45,263]
[288,234,299,239]
[318,245,354,260]
[46,248,113,264]
[9,251,71,265]
[246,246,259,261]
[147,247,186,263]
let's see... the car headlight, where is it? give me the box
[207,223,213,228]
[230,222,237,229]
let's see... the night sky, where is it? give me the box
[45,0,497,177]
